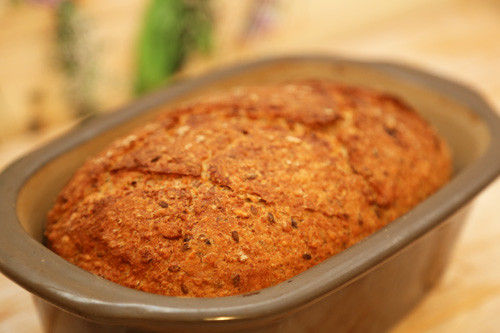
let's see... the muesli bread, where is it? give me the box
[45,80,452,297]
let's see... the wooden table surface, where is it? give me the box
[1,0,500,332]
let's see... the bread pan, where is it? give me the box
[1,55,500,333]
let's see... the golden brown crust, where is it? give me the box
[45,80,452,297]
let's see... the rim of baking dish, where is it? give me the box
[1,55,500,327]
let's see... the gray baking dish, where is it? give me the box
[1,56,500,333]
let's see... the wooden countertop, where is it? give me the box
[1,0,500,332]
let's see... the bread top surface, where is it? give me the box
[45,80,452,297]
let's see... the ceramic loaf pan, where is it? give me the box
[1,56,500,333]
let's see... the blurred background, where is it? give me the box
[1,0,500,332]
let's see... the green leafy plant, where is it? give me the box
[134,0,213,95]
[55,0,96,117]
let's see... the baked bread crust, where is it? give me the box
[45,80,452,297]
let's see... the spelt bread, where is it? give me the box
[45,80,452,297]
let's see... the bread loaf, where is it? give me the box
[45,80,452,297]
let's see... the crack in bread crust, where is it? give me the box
[45,80,452,297]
